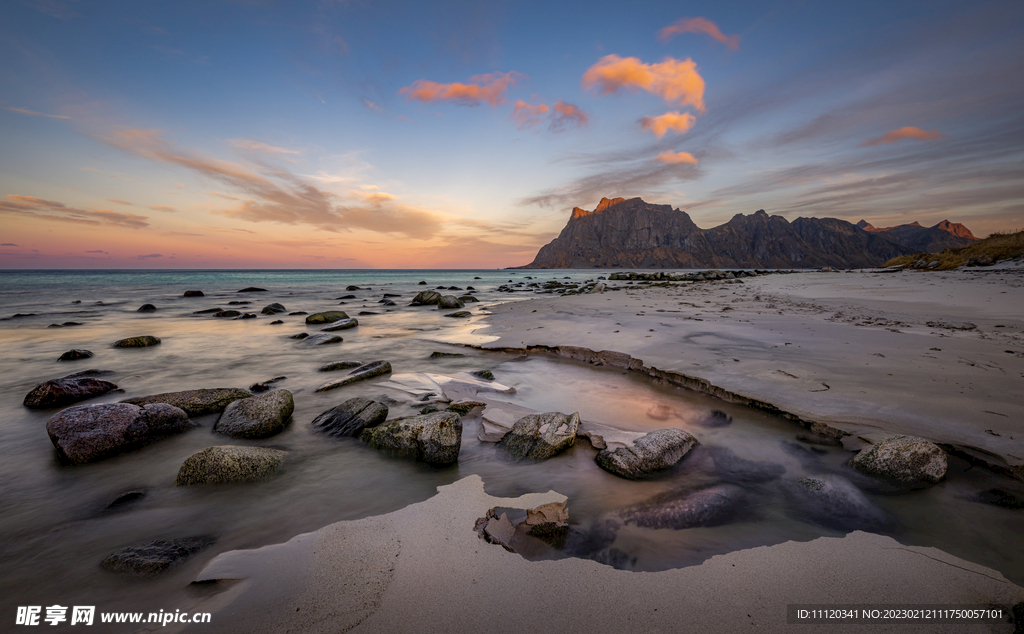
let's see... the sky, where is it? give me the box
[1,0,1022,269]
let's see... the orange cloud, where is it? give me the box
[860,126,945,146]
[582,55,705,112]
[640,111,696,138]
[511,100,550,129]
[550,101,589,132]
[0,195,149,228]
[399,71,523,107]
[4,106,70,119]
[658,17,739,50]
[654,151,699,165]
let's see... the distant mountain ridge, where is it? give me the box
[856,219,976,252]
[520,197,977,269]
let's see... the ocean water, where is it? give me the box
[1,269,1021,628]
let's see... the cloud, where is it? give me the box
[582,55,705,112]
[1,243,18,247]
[511,100,550,129]
[655,151,699,165]
[361,98,384,113]
[86,250,108,254]
[860,126,945,147]
[149,205,178,212]
[230,139,301,156]
[658,17,740,50]
[399,71,523,107]
[640,111,696,138]
[105,199,133,206]
[4,106,70,120]
[0,195,150,228]
[137,253,163,259]
[550,101,589,132]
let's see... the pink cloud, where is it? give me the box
[399,71,523,107]
[860,126,945,147]
[510,100,550,129]
[550,101,589,132]
[640,111,696,138]
[582,55,705,112]
[658,17,740,50]
[654,151,699,165]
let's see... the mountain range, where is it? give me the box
[519,197,977,269]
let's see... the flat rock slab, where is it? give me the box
[176,446,287,485]
[578,422,646,451]
[479,401,541,442]
[321,318,359,331]
[102,537,215,576]
[306,311,349,324]
[361,411,461,465]
[214,389,294,439]
[57,349,94,361]
[122,388,252,417]
[595,428,698,479]
[312,397,389,437]
[315,361,392,393]
[24,376,118,409]
[299,334,344,347]
[111,335,161,348]
[498,411,580,461]
[849,435,947,486]
[47,402,194,464]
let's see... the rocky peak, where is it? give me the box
[595,197,626,212]
[933,219,976,240]
[856,220,875,230]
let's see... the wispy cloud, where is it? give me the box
[860,126,945,147]
[511,100,588,132]
[582,55,705,112]
[0,195,150,228]
[550,101,589,132]
[230,138,301,156]
[105,199,133,206]
[399,71,522,107]
[85,249,108,254]
[1,243,19,247]
[654,151,698,165]
[640,111,696,138]
[658,17,740,50]
[511,100,550,129]
[149,205,177,212]
[4,106,70,119]
[137,253,163,259]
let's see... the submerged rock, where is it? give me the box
[248,376,286,393]
[619,484,746,529]
[437,295,464,309]
[213,389,293,439]
[261,302,287,315]
[57,349,94,361]
[696,410,733,428]
[137,304,157,312]
[498,411,580,461]
[312,397,389,437]
[471,369,495,381]
[318,360,363,372]
[321,317,358,331]
[595,428,698,479]
[315,360,392,392]
[430,351,466,358]
[306,310,349,324]
[458,295,479,303]
[24,375,118,409]
[111,335,161,348]
[102,537,215,576]
[175,446,287,485]
[445,311,472,318]
[976,488,1024,510]
[298,333,344,346]
[289,332,309,340]
[122,388,252,417]
[361,411,461,466]
[213,310,241,318]
[783,475,894,532]
[707,446,787,484]
[237,287,267,293]
[46,402,194,464]
[183,290,204,297]
[849,435,947,485]
[193,308,223,314]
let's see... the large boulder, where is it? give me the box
[311,397,388,437]
[782,475,894,532]
[261,302,286,315]
[46,402,194,464]
[321,318,359,331]
[57,349,94,361]
[305,311,349,324]
[437,295,464,309]
[175,446,287,485]
[594,428,698,479]
[315,360,392,392]
[213,389,293,439]
[618,484,747,529]
[111,335,161,348]
[849,435,947,485]
[121,388,252,417]
[411,291,442,305]
[24,375,118,409]
[498,411,580,461]
[298,334,344,346]
[360,411,461,466]
[102,537,215,576]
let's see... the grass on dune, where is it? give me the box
[884,230,1024,270]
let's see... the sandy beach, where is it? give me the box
[182,267,1024,633]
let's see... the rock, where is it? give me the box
[249,377,286,393]
[102,537,215,576]
[618,484,747,529]
[321,318,358,331]
[498,411,580,461]
[346,285,361,291]
[315,360,392,392]
[289,311,307,315]
[213,389,294,439]
[183,290,204,297]
[175,446,287,485]
[418,280,427,284]
[420,404,442,414]
[483,513,516,551]
[46,402,194,464]
[298,334,344,346]
[214,310,241,318]
[471,369,494,381]
[594,428,698,479]
[106,489,147,510]
[360,411,461,466]
[289,332,309,340]
[525,501,570,541]
[57,349,94,361]
[976,489,1024,510]
[228,301,251,305]
[707,446,787,484]
[121,388,252,417]
[111,335,161,348]
[446,400,485,415]
[24,375,119,409]
[849,435,947,485]
[61,369,113,379]
[383,293,401,298]
[458,295,479,303]
[270,319,283,324]
[588,283,606,294]
[261,302,286,315]
[306,310,350,324]
[236,313,257,320]
[411,290,442,305]
[312,397,389,437]
[193,307,223,314]
[696,410,733,427]
[783,475,894,531]
[358,311,378,316]
[318,361,363,372]
[926,321,977,330]
[430,351,465,358]
[337,295,357,300]
[437,295,464,309]
[237,287,267,292]
[137,304,157,312]
[445,311,472,318]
